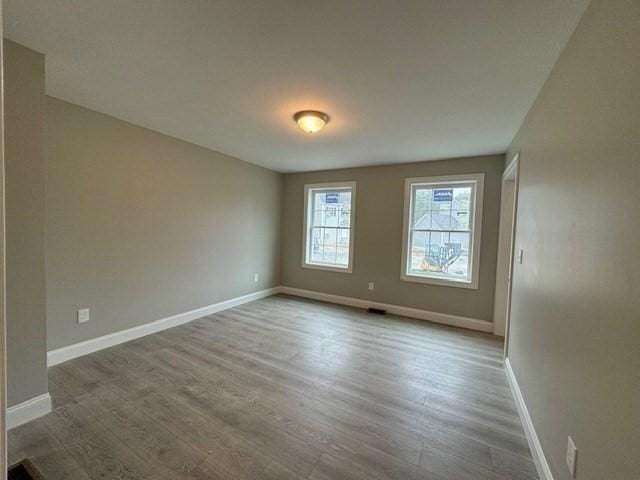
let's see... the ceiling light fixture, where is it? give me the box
[293,110,329,133]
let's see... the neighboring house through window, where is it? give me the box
[303,182,356,272]
[401,174,484,288]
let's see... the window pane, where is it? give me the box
[447,232,471,279]
[322,226,338,264]
[337,228,350,247]
[409,230,471,281]
[451,209,470,231]
[336,247,349,266]
[313,192,326,211]
[404,177,481,285]
[310,227,323,263]
[413,185,472,232]
[306,186,354,269]
[409,231,427,271]
[312,209,324,226]
[339,207,351,227]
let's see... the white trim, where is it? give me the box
[300,262,352,274]
[302,181,356,274]
[400,173,484,290]
[280,286,493,333]
[505,358,554,480]
[0,20,7,470]
[503,152,519,180]
[502,153,520,355]
[47,287,281,367]
[493,153,520,337]
[6,393,52,430]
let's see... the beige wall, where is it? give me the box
[4,40,48,407]
[281,155,504,321]
[506,0,640,479]
[46,97,282,350]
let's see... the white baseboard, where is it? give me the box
[505,357,554,480]
[7,393,52,430]
[47,285,492,368]
[47,287,281,367]
[280,286,493,333]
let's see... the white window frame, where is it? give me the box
[401,173,484,289]
[302,181,356,273]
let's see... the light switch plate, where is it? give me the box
[253,273,259,283]
[368,282,374,291]
[518,249,524,264]
[77,308,90,324]
[566,436,577,477]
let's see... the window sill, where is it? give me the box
[302,262,353,274]
[401,273,478,289]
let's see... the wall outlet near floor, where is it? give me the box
[368,282,374,291]
[253,273,259,283]
[566,435,577,477]
[77,308,90,324]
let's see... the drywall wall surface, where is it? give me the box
[281,155,504,321]
[46,97,282,350]
[4,39,48,406]
[506,0,640,478]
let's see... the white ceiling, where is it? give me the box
[4,0,589,172]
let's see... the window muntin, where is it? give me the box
[303,182,355,272]
[402,174,483,288]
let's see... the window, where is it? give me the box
[303,182,356,272]
[401,174,484,288]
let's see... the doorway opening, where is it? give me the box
[493,153,519,357]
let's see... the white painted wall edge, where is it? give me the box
[6,393,52,430]
[280,286,493,333]
[47,287,281,367]
[505,357,554,480]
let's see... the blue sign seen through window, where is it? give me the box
[326,193,339,203]
[433,189,453,202]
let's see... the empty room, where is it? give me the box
[0,0,638,479]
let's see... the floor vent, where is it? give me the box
[8,459,44,480]
[367,307,387,315]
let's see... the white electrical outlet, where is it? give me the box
[77,308,90,324]
[368,282,374,291]
[566,436,577,477]
[253,273,259,283]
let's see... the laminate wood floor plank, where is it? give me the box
[8,294,537,479]
[161,318,528,476]
[252,296,504,357]
[228,303,503,370]
[166,320,522,452]
[164,343,426,466]
[178,315,515,422]
[218,302,511,392]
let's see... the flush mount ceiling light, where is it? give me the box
[293,110,329,133]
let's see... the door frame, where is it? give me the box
[0,0,7,475]
[497,153,519,358]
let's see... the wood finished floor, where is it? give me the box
[9,295,538,480]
